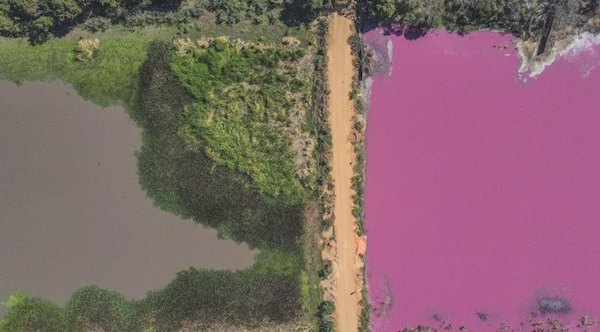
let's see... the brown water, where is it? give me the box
[0,80,256,306]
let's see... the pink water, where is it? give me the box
[365,30,600,331]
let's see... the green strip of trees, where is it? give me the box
[363,0,597,39]
[0,0,332,43]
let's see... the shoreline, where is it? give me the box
[518,31,600,77]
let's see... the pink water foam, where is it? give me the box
[365,30,600,331]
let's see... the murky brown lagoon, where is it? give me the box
[0,81,256,306]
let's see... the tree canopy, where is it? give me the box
[0,0,330,43]
[365,0,598,39]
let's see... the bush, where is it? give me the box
[0,293,68,332]
[318,260,333,279]
[141,268,302,330]
[317,301,336,332]
[66,286,139,332]
[84,17,111,33]
[319,318,335,332]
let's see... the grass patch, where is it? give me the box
[170,37,316,204]
[0,31,159,108]
[253,249,302,277]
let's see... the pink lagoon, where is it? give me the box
[364,30,600,331]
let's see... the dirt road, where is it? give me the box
[327,12,361,332]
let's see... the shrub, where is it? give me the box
[318,260,333,279]
[141,268,301,330]
[84,17,111,33]
[0,293,68,332]
[66,286,138,332]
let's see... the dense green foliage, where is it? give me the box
[141,268,300,330]
[317,301,335,332]
[0,269,301,331]
[134,42,305,249]
[0,0,331,43]
[66,286,139,332]
[312,18,332,193]
[132,41,311,328]
[310,18,337,332]
[0,0,179,43]
[0,293,68,332]
[170,38,314,203]
[367,0,444,30]
[364,0,598,38]
[204,0,331,25]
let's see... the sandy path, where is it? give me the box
[327,13,361,332]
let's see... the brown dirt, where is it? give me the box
[326,12,362,332]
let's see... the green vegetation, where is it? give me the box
[298,201,325,329]
[66,286,139,332]
[140,268,300,330]
[1,271,300,331]
[312,18,334,232]
[185,14,314,44]
[0,32,155,107]
[316,300,336,332]
[363,0,598,39]
[0,0,332,44]
[202,0,331,26]
[0,0,180,43]
[171,38,315,203]
[132,40,315,329]
[310,18,338,332]
[348,32,367,238]
[0,293,68,332]
[318,260,333,279]
[358,264,371,332]
[134,41,305,250]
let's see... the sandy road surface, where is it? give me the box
[327,12,361,332]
